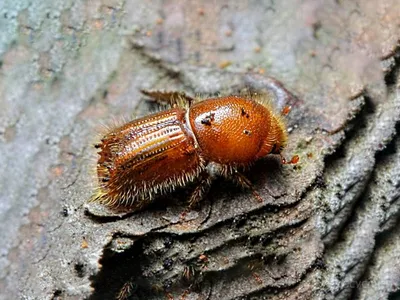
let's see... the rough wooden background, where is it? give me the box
[0,1,399,299]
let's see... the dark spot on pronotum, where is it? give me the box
[201,118,212,125]
[241,107,250,118]
[102,177,110,182]
[243,129,251,135]
[94,143,101,149]
[201,112,215,126]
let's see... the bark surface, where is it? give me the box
[0,1,399,300]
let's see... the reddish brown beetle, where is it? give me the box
[92,91,292,210]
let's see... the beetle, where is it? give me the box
[92,90,294,211]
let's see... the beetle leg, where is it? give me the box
[141,90,195,108]
[188,173,213,208]
[179,173,212,221]
[233,172,264,203]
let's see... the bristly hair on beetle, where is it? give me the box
[90,90,296,211]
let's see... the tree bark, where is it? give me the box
[0,1,399,300]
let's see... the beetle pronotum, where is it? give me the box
[92,90,295,211]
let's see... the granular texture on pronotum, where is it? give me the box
[92,91,291,211]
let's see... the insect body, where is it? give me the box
[93,93,288,210]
